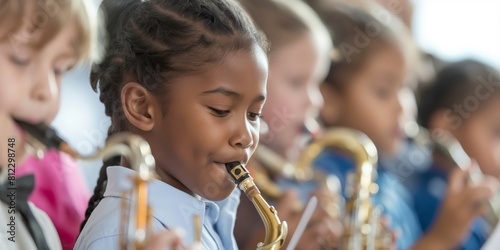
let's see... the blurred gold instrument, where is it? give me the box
[295,127,392,249]
[422,128,500,233]
[253,119,343,218]
[226,162,288,250]
[15,119,156,250]
[256,125,393,249]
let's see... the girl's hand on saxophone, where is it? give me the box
[412,165,499,250]
[276,189,343,250]
[143,229,203,250]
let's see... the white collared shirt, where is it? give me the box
[0,202,62,250]
[75,166,240,250]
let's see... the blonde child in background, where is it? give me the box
[235,0,341,249]
[0,0,199,249]
[0,0,95,249]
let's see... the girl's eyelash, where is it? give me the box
[252,113,264,118]
[54,68,63,76]
[208,107,263,121]
[248,112,263,121]
[209,107,230,116]
[11,56,30,66]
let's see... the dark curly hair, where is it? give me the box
[81,0,267,231]
[417,59,500,129]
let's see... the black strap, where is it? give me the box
[0,174,50,250]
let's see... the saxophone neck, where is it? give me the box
[14,119,157,249]
[225,162,288,250]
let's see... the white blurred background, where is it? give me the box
[53,0,500,190]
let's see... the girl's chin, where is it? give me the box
[197,183,236,201]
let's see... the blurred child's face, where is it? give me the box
[453,97,500,177]
[321,46,405,155]
[262,33,327,159]
[0,23,78,164]
[147,47,268,200]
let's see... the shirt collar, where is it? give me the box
[103,166,239,245]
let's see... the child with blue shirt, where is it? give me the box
[75,0,270,249]
[306,1,498,249]
[234,0,342,249]
[411,59,500,250]
[304,3,423,248]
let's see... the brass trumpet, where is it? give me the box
[226,162,288,250]
[15,120,156,250]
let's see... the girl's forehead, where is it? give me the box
[168,49,268,95]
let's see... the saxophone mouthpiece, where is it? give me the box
[14,119,78,158]
[225,162,251,185]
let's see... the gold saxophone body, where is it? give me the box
[294,127,392,250]
[254,126,393,249]
[15,120,156,250]
[421,128,500,233]
[226,162,288,250]
[252,119,344,218]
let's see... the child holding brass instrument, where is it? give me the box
[410,59,500,250]
[235,0,342,249]
[304,2,422,249]
[0,0,96,249]
[0,0,203,249]
[305,1,498,250]
[76,0,272,249]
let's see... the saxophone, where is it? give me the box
[226,162,288,250]
[294,127,392,250]
[254,145,343,218]
[429,129,500,233]
[15,120,156,250]
[252,118,343,218]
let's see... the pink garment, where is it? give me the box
[16,149,91,250]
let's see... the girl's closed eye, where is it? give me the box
[371,83,391,100]
[208,107,230,117]
[247,111,263,121]
[289,75,306,90]
[490,123,500,138]
[54,55,77,77]
[9,46,33,67]
[10,54,31,67]
[371,77,397,100]
[493,127,500,138]
[53,63,75,77]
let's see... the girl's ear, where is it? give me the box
[319,83,342,126]
[121,82,157,132]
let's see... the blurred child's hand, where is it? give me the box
[424,167,499,249]
[379,216,398,250]
[276,190,343,250]
[143,229,203,250]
